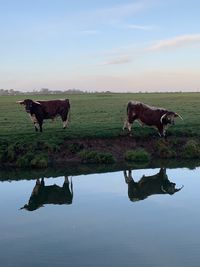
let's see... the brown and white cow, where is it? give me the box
[124,168,183,202]
[123,101,183,137]
[21,176,73,211]
[17,99,70,132]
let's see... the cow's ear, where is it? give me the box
[16,100,25,105]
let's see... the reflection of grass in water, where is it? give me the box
[0,158,199,182]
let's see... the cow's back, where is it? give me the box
[40,184,72,205]
[39,99,70,118]
[128,101,167,125]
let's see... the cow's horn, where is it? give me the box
[161,185,167,193]
[19,204,27,210]
[175,185,184,192]
[16,100,24,104]
[160,113,167,124]
[175,113,183,120]
[34,101,41,105]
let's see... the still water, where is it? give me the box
[0,166,200,267]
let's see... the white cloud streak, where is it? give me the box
[103,56,133,65]
[85,1,152,26]
[95,2,146,19]
[148,34,200,51]
[125,24,156,30]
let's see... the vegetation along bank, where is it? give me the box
[1,92,200,168]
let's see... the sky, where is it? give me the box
[0,0,200,92]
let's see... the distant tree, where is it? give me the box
[40,88,50,94]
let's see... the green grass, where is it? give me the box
[0,92,200,152]
[1,91,200,168]
[125,149,150,162]
[79,150,115,164]
[182,140,200,158]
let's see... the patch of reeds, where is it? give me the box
[154,140,177,158]
[79,150,115,164]
[125,148,150,162]
[181,140,200,158]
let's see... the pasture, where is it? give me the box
[0,92,200,145]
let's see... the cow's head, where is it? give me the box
[160,112,183,125]
[17,99,41,113]
[161,183,184,195]
[20,203,43,211]
[20,194,44,211]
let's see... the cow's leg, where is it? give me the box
[123,119,132,132]
[39,124,43,132]
[127,116,137,135]
[61,111,70,129]
[34,123,38,132]
[159,168,167,179]
[41,178,45,187]
[34,122,40,132]
[31,179,41,196]
[123,109,137,135]
[124,170,133,183]
[37,119,43,132]
[29,114,39,132]
[63,121,68,129]
[63,176,73,204]
[64,176,69,184]
[158,125,168,140]
[32,113,43,132]
[63,176,70,189]
[163,125,169,140]
[157,125,165,137]
[123,119,127,130]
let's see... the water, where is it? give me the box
[0,166,200,267]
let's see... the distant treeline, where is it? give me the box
[0,88,89,96]
[1,88,194,96]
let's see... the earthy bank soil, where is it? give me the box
[52,135,190,164]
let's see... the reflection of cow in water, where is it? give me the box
[21,176,73,211]
[124,168,183,202]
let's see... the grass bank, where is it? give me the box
[0,92,200,167]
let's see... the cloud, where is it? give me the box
[103,56,133,65]
[147,34,200,51]
[96,2,145,19]
[86,1,152,25]
[125,24,156,30]
[99,44,144,66]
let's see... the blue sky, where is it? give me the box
[0,0,200,92]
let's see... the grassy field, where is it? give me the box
[1,92,200,167]
[0,92,200,144]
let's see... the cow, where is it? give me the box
[123,168,183,202]
[123,101,183,137]
[17,99,70,132]
[21,176,73,211]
